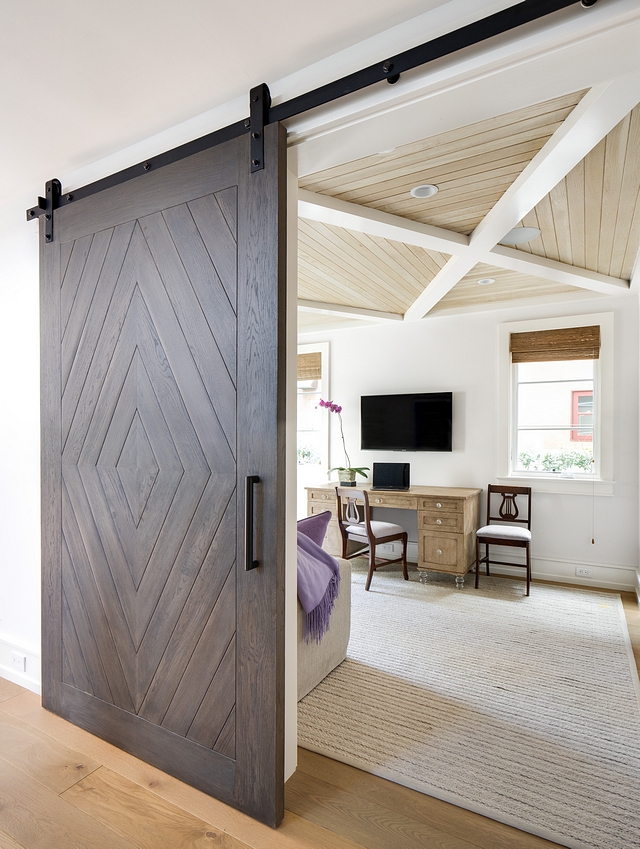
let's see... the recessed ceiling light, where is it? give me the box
[500,226,541,245]
[410,184,439,198]
[477,277,496,286]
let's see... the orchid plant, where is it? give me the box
[319,399,369,480]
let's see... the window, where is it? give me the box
[513,359,595,474]
[498,313,613,495]
[296,343,329,516]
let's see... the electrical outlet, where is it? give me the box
[379,543,394,552]
[11,652,26,673]
[575,566,593,578]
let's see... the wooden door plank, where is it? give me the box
[295,749,564,849]
[187,635,236,751]
[62,228,114,389]
[61,476,137,710]
[0,691,363,849]
[61,588,94,697]
[0,757,136,849]
[140,208,237,449]
[61,767,252,849]
[210,187,239,249]
[235,123,287,825]
[160,568,236,737]
[285,769,483,849]
[137,495,236,720]
[188,191,239,313]
[60,234,93,333]
[61,534,113,702]
[0,712,98,794]
[56,140,237,244]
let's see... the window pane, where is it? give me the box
[517,359,594,382]
[297,431,324,465]
[297,390,323,431]
[515,429,593,473]
[517,379,593,428]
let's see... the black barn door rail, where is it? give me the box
[27,0,595,227]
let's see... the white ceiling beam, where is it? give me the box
[471,74,640,253]
[405,74,640,319]
[299,188,630,310]
[298,189,467,255]
[488,245,630,296]
[403,256,478,321]
[297,299,402,322]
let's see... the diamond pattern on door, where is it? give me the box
[59,192,239,755]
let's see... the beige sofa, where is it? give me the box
[297,558,351,701]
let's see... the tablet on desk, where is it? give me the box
[370,462,410,491]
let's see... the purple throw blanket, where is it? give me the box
[297,530,341,643]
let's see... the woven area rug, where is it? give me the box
[298,563,640,849]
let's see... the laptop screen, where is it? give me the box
[372,462,410,489]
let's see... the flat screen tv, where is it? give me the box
[361,392,452,452]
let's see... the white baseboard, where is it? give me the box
[0,637,41,695]
[378,544,637,592]
[479,554,636,592]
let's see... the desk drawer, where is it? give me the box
[420,533,461,568]
[308,502,334,517]
[368,493,417,509]
[420,512,462,533]
[308,490,334,504]
[419,497,462,513]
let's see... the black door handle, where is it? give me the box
[245,475,260,570]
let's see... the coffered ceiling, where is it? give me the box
[297,80,640,328]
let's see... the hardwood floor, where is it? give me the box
[0,589,638,849]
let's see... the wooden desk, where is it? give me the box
[306,483,481,584]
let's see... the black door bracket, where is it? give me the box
[249,84,271,173]
[27,179,61,242]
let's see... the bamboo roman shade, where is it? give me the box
[510,325,600,363]
[297,351,322,380]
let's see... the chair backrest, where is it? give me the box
[335,487,372,533]
[486,484,532,530]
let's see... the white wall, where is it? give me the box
[301,295,639,591]
[0,198,42,690]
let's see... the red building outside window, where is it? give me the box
[571,390,593,442]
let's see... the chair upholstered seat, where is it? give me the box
[346,520,405,538]
[476,524,531,541]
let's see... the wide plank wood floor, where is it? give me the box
[0,589,637,849]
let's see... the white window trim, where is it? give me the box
[297,341,330,470]
[497,312,614,496]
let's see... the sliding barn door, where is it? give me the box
[40,124,287,826]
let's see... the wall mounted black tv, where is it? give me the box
[361,392,452,452]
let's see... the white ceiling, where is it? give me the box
[0,0,459,206]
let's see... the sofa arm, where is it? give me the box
[297,558,351,701]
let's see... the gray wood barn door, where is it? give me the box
[40,124,287,826]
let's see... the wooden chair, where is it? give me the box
[335,487,408,591]
[474,485,532,596]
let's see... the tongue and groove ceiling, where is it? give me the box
[297,87,640,327]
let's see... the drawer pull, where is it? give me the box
[375,498,381,503]
[436,519,442,525]
[437,549,443,555]
[436,502,442,508]
[322,495,328,499]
